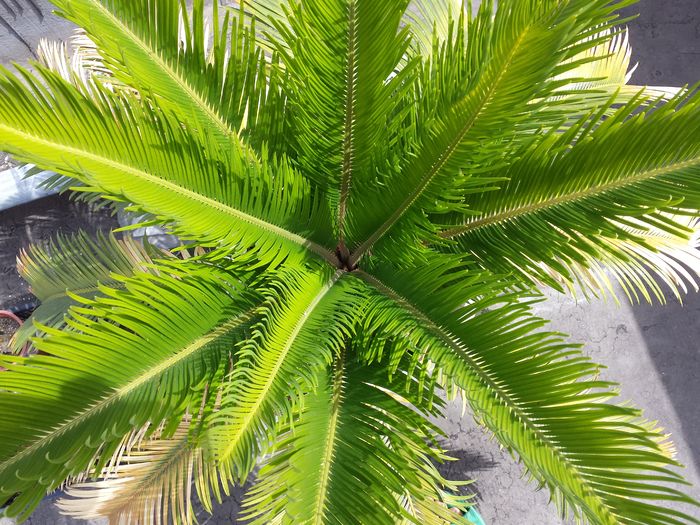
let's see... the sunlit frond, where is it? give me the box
[348,0,637,265]
[1,0,698,522]
[404,0,470,56]
[208,267,364,481]
[551,28,682,114]
[0,65,336,267]
[356,254,700,524]
[443,89,700,301]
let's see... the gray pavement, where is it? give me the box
[0,0,699,524]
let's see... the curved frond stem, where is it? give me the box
[0,69,339,267]
[354,271,555,440]
[244,350,464,525]
[0,265,261,522]
[311,348,346,525]
[442,89,700,295]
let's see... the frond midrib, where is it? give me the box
[312,352,345,524]
[0,309,254,477]
[337,0,359,244]
[0,124,337,265]
[349,20,535,266]
[218,271,343,462]
[442,156,700,239]
[356,269,617,522]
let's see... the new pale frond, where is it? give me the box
[12,232,160,350]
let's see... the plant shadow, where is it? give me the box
[631,291,700,475]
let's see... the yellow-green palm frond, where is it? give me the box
[208,266,366,482]
[443,89,700,302]
[347,0,638,264]
[549,28,683,118]
[356,254,700,524]
[1,0,700,523]
[51,0,259,152]
[543,214,700,304]
[0,64,336,267]
[404,0,470,57]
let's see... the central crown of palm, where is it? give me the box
[0,0,699,524]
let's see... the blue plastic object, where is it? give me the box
[464,507,486,525]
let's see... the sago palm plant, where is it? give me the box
[1,0,700,523]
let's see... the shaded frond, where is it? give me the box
[0,263,258,520]
[355,254,700,524]
[11,232,159,351]
[443,89,700,300]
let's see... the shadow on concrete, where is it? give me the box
[621,0,700,474]
[437,450,497,502]
[630,293,700,474]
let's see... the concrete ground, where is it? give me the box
[0,0,699,524]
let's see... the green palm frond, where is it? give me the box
[208,266,363,481]
[1,0,700,523]
[0,263,258,520]
[11,232,159,350]
[51,0,258,151]
[347,0,636,264]
[357,255,700,524]
[442,89,700,300]
[244,353,471,525]
[0,65,336,267]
